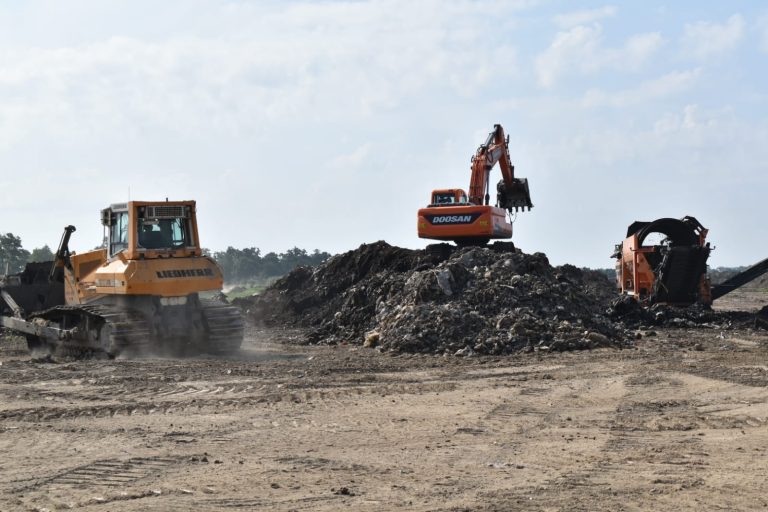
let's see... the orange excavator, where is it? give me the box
[417,124,533,245]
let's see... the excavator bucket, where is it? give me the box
[497,178,532,212]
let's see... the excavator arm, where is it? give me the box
[467,124,533,212]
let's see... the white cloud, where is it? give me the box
[0,0,766,268]
[525,102,768,267]
[0,0,537,255]
[0,1,529,150]
[535,24,663,88]
[536,24,599,88]
[581,69,701,108]
[760,14,768,53]
[552,6,617,28]
[328,143,372,170]
[681,14,744,59]
[653,104,716,134]
[623,33,665,69]
[541,104,764,175]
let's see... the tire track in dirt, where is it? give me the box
[0,381,460,422]
[677,363,768,388]
[484,367,712,511]
[583,372,707,487]
[9,455,191,492]
[194,495,342,510]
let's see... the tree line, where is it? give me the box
[0,233,54,273]
[211,247,331,283]
[0,231,330,283]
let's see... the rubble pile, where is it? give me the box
[236,241,632,355]
[610,296,768,330]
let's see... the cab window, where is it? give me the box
[109,212,128,255]
[138,218,190,249]
[433,193,456,204]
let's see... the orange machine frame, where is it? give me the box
[417,191,512,242]
[418,124,526,243]
[615,222,711,304]
[65,200,223,303]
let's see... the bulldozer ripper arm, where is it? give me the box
[49,225,76,281]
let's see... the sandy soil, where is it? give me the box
[2,319,768,511]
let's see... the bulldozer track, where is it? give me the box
[22,300,245,358]
[30,304,151,357]
[201,299,244,355]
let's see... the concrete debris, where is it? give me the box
[236,241,632,355]
[236,241,766,355]
[609,295,763,330]
[363,331,380,348]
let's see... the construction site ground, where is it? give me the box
[1,290,767,511]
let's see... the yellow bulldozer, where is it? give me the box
[0,200,243,357]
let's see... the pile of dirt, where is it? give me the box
[235,241,631,355]
[610,296,768,330]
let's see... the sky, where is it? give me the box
[0,0,766,268]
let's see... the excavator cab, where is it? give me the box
[430,189,469,206]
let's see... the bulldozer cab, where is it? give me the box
[101,201,203,260]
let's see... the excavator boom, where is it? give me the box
[468,124,533,211]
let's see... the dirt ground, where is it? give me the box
[2,292,768,511]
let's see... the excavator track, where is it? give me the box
[200,299,244,355]
[29,304,151,358]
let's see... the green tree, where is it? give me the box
[29,245,55,262]
[212,246,331,283]
[0,233,30,273]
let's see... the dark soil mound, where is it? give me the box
[236,241,630,355]
[610,295,766,330]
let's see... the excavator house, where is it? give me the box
[418,124,533,246]
[0,200,243,357]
